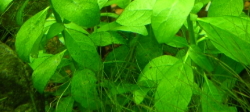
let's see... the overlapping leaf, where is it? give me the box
[151,0,194,43]
[15,7,49,62]
[52,0,100,27]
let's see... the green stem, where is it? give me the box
[187,14,196,45]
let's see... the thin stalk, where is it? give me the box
[187,14,196,45]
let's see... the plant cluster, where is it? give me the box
[1,0,250,112]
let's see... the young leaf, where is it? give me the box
[201,79,237,112]
[64,29,102,71]
[151,0,194,43]
[15,7,49,62]
[46,22,65,39]
[116,0,156,26]
[71,69,101,110]
[32,50,66,93]
[112,25,148,36]
[133,55,179,104]
[188,45,213,72]
[56,96,74,112]
[208,0,243,17]
[198,17,250,65]
[89,31,126,46]
[155,60,193,112]
[51,0,100,27]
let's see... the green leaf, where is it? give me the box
[155,60,193,112]
[15,7,49,62]
[208,0,243,17]
[0,0,12,14]
[116,0,155,26]
[133,55,179,104]
[98,0,108,9]
[64,22,89,35]
[201,80,237,112]
[136,26,162,69]
[112,25,148,36]
[56,96,74,112]
[188,45,213,72]
[166,36,188,48]
[71,69,101,110]
[152,0,194,43]
[89,31,126,46]
[64,29,102,71]
[198,17,250,65]
[47,22,65,39]
[32,50,66,93]
[52,0,100,27]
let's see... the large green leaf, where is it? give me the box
[133,55,179,104]
[15,7,49,62]
[32,50,66,93]
[155,59,193,112]
[64,29,102,71]
[52,0,100,27]
[198,17,250,65]
[201,80,237,112]
[151,0,194,43]
[71,69,101,110]
[208,0,243,17]
[116,0,156,26]
[56,96,74,112]
[89,31,126,46]
[188,45,213,72]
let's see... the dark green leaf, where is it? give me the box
[56,96,74,112]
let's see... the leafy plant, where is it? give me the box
[13,0,250,111]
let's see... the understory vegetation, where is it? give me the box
[1,0,250,112]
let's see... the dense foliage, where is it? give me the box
[1,0,250,112]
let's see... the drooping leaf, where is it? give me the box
[133,55,179,104]
[201,79,237,112]
[32,50,66,93]
[198,17,250,65]
[15,7,49,62]
[208,0,243,17]
[188,45,213,72]
[52,0,100,27]
[71,69,101,110]
[89,31,126,46]
[155,59,193,112]
[116,0,156,26]
[152,0,194,43]
[64,22,89,35]
[64,29,102,71]
[56,96,74,112]
[47,22,65,39]
[166,36,188,48]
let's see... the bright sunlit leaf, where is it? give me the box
[52,0,100,27]
[89,31,126,46]
[133,55,179,104]
[15,7,49,62]
[155,59,193,112]
[32,50,66,93]
[208,0,243,17]
[116,0,156,26]
[151,0,194,43]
